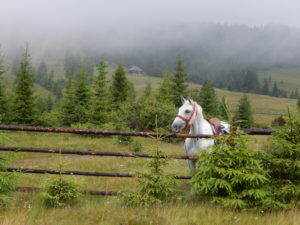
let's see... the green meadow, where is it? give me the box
[0,131,299,225]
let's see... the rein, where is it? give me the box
[176,104,198,130]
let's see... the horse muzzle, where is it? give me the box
[171,123,184,133]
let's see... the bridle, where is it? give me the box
[176,103,198,130]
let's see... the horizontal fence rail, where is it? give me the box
[16,186,119,196]
[7,168,192,180]
[0,146,198,160]
[0,124,273,197]
[0,125,273,138]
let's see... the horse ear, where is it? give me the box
[187,97,192,104]
[181,96,186,104]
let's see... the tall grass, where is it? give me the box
[0,193,299,225]
[0,132,299,224]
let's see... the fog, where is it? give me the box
[1,0,300,78]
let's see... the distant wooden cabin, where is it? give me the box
[128,66,145,75]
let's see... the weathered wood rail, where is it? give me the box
[0,125,273,138]
[0,146,198,160]
[7,168,192,179]
[16,186,118,196]
[0,124,273,197]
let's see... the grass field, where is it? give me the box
[259,68,300,92]
[0,131,299,225]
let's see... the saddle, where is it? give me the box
[208,118,225,136]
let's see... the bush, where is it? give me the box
[42,177,81,207]
[0,154,17,205]
[116,135,133,145]
[191,127,271,210]
[129,139,143,152]
[117,95,177,131]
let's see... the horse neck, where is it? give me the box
[190,104,212,135]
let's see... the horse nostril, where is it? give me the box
[171,124,179,132]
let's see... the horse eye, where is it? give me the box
[185,110,191,114]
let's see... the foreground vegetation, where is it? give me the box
[1,193,300,225]
[0,130,298,224]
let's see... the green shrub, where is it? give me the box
[121,144,177,206]
[116,135,133,145]
[265,111,300,208]
[0,154,17,205]
[117,95,177,131]
[42,177,81,207]
[129,139,143,152]
[191,127,271,210]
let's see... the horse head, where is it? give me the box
[171,97,203,132]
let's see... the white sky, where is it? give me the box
[1,0,300,30]
[1,0,300,56]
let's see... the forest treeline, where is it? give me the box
[62,52,299,101]
[0,47,255,129]
[5,24,300,99]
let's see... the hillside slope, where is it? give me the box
[259,68,300,93]
[127,74,297,126]
[5,61,296,126]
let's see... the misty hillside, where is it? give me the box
[4,23,300,91]
[103,24,300,79]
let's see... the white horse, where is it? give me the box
[171,97,230,169]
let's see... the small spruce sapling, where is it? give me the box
[43,176,81,207]
[121,117,178,206]
[42,150,81,207]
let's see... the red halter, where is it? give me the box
[176,103,198,130]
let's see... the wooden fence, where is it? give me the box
[0,125,272,196]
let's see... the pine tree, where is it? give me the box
[289,90,295,99]
[74,66,91,123]
[36,60,48,84]
[191,128,271,210]
[271,82,280,97]
[111,64,129,109]
[171,58,188,107]
[36,97,47,114]
[144,82,152,97]
[198,79,220,118]
[242,70,260,92]
[59,77,76,126]
[295,88,299,99]
[0,49,9,123]
[90,60,109,125]
[64,51,81,77]
[126,80,136,102]
[13,45,36,125]
[157,72,174,103]
[266,111,300,208]
[261,78,270,95]
[46,95,53,112]
[235,95,253,128]
[219,96,231,121]
[297,97,300,109]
